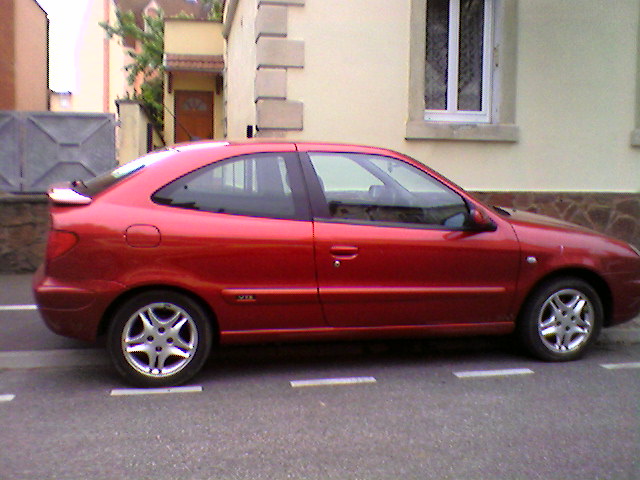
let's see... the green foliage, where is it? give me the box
[100,10,165,128]
[202,0,223,20]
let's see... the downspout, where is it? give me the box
[222,0,239,39]
[103,0,110,112]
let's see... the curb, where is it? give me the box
[598,327,640,345]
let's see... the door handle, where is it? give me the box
[330,245,359,259]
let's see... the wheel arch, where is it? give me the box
[97,285,220,342]
[517,268,613,327]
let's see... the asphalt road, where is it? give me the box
[1,274,639,480]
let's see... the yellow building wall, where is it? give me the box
[165,19,225,55]
[107,0,129,112]
[224,0,258,139]
[279,0,640,193]
[62,0,128,113]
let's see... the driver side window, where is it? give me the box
[308,153,468,228]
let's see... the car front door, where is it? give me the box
[151,151,324,334]
[302,150,521,329]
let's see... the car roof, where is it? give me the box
[170,139,405,158]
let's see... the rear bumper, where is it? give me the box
[33,266,125,342]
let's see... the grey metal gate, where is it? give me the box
[0,111,116,193]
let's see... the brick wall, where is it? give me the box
[0,195,48,273]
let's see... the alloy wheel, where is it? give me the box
[537,288,594,354]
[121,302,199,378]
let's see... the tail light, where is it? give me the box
[47,230,79,259]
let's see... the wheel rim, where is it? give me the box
[537,288,594,354]
[121,302,198,378]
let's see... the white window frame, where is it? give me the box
[425,0,494,123]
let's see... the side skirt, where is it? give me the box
[219,322,514,345]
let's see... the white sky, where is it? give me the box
[36,0,90,92]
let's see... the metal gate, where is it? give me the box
[0,111,116,193]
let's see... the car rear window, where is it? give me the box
[72,150,173,197]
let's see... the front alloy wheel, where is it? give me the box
[108,291,212,387]
[519,278,603,361]
[537,288,594,353]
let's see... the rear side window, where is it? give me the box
[73,150,172,197]
[152,153,307,220]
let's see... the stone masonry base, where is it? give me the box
[0,195,48,273]
[472,192,640,249]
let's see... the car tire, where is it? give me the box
[518,277,603,361]
[107,290,213,387]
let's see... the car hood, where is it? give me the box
[498,208,598,235]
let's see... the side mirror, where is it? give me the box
[465,208,497,232]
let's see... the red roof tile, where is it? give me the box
[165,53,224,72]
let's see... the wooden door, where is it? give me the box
[174,91,214,143]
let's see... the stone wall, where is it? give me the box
[0,192,638,274]
[0,195,48,273]
[472,192,640,248]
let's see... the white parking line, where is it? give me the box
[0,305,37,311]
[454,368,534,379]
[0,394,16,402]
[110,386,203,396]
[290,376,377,388]
[601,362,640,370]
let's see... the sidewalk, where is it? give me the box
[599,316,640,345]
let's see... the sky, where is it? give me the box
[36,0,90,92]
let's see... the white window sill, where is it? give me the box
[406,120,519,142]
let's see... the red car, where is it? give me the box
[33,141,640,387]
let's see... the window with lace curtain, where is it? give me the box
[406,0,518,142]
[425,0,493,122]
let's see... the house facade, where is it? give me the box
[49,0,209,115]
[50,0,218,162]
[116,13,226,162]
[0,0,48,111]
[163,18,225,144]
[222,0,640,247]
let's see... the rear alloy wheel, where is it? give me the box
[518,278,603,361]
[108,291,212,387]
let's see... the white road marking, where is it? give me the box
[110,386,203,396]
[454,368,534,379]
[0,394,15,402]
[601,362,640,370]
[290,376,377,388]
[0,305,37,311]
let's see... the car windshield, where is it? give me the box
[72,149,174,197]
